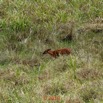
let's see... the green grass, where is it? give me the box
[0,0,103,103]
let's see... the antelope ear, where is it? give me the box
[47,49,51,51]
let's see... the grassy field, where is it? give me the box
[0,0,103,103]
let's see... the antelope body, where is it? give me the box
[43,48,71,58]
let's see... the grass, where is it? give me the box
[0,0,103,103]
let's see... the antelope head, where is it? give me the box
[43,49,51,54]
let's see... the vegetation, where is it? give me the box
[0,0,103,103]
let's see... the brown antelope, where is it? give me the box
[43,48,71,58]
